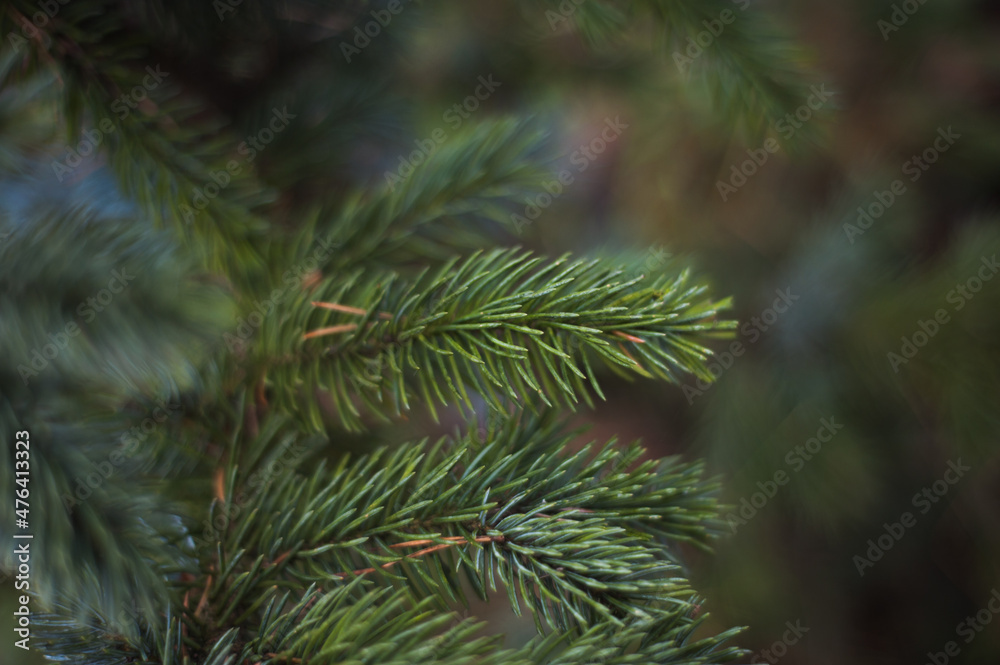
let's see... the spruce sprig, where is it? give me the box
[259,248,734,430]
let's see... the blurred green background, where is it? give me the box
[3,0,1000,663]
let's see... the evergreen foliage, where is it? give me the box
[0,0,815,662]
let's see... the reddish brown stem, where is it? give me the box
[341,535,502,577]
[195,575,213,620]
[214,467,226,503]
[613,330,646,344]
[302,323,357,340]
[311,301,393,319]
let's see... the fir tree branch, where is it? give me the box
[0,196,238,636]
[199,416,725,633]
[35,577,743,665]
[316,119,551,275]
[258,248,734,430]
[2,0,272,280]
[4,4,758,664]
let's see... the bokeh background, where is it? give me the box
[3,1,1000,663]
